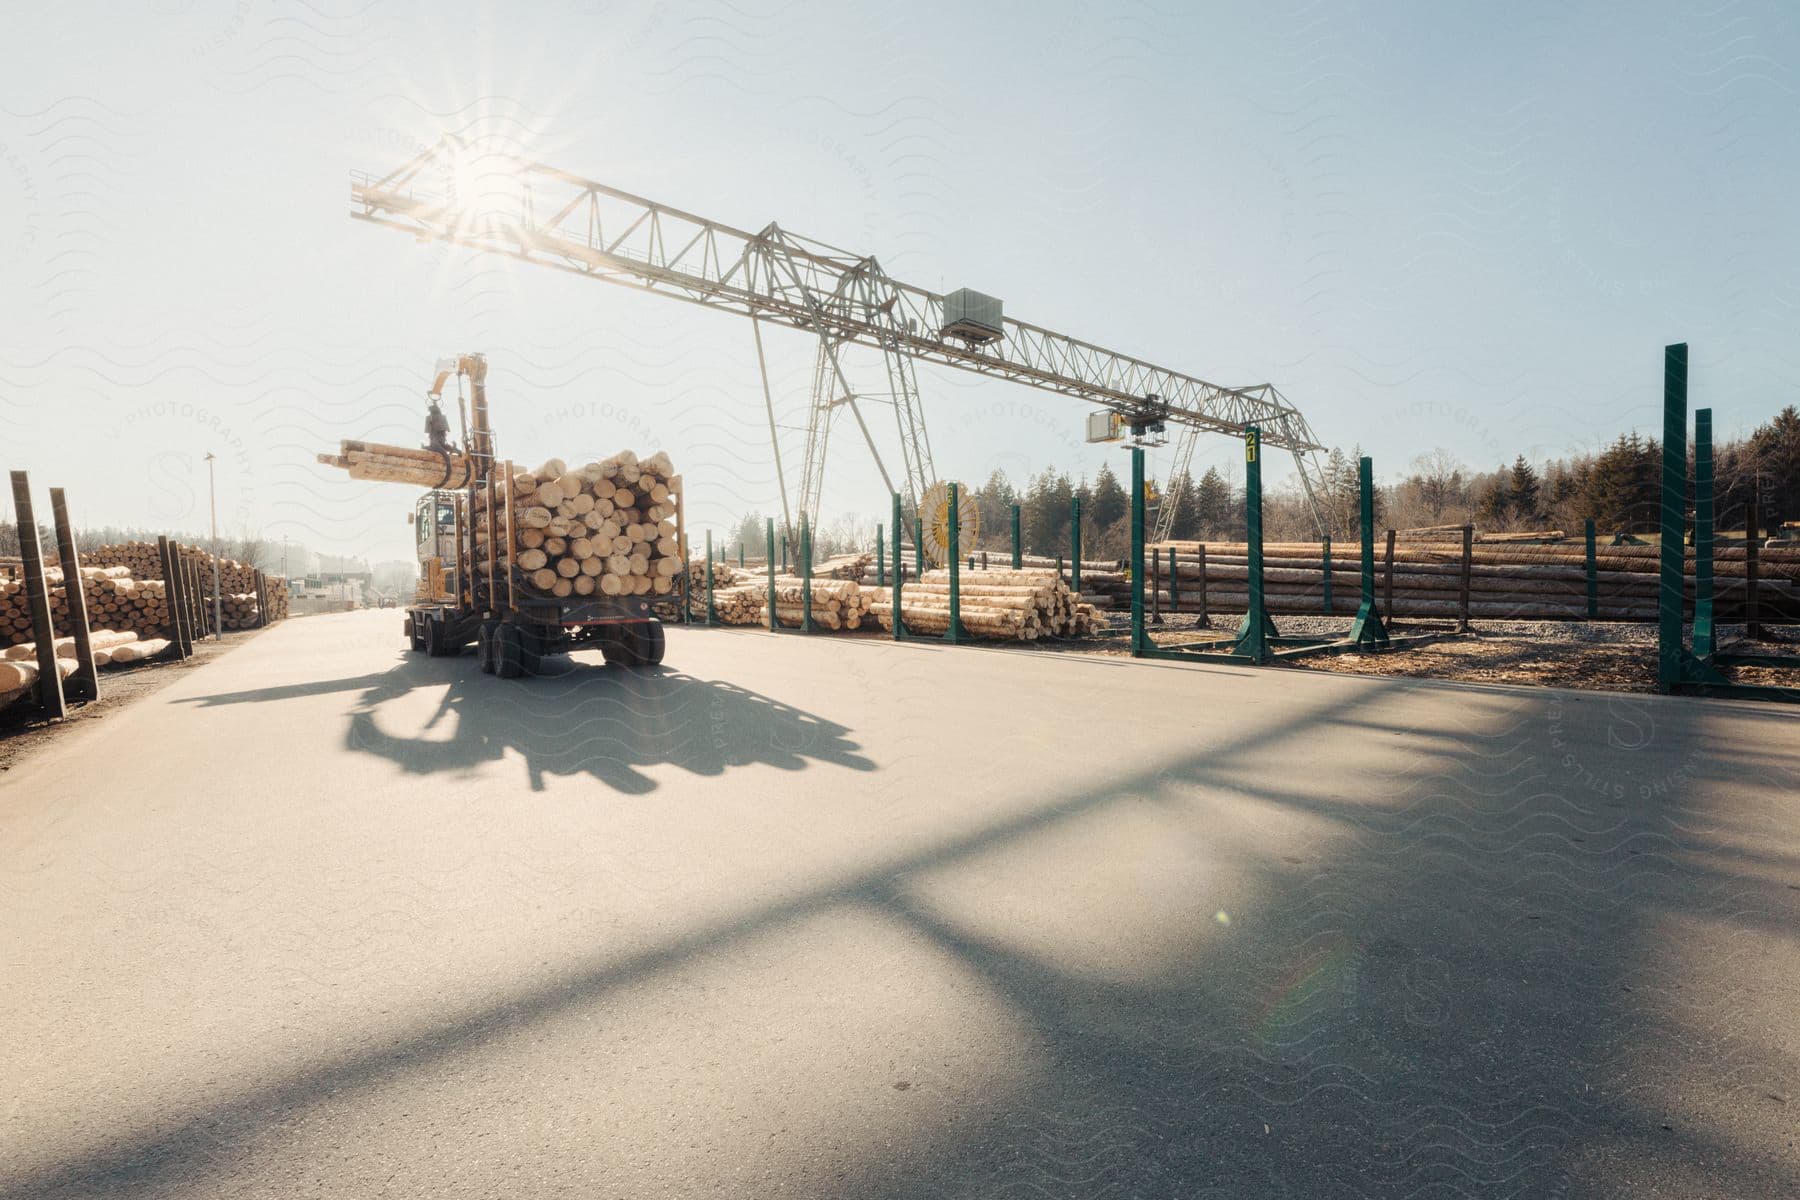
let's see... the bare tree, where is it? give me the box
[1411,448,1467,524]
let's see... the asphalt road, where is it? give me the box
[2,611,1796,1198]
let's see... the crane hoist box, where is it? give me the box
[940,288,1004,344]
[1086,411,1125,443]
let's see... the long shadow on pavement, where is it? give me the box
[24,675,1800,1198]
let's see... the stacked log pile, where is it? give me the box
[2,630,170,667]
[82,576,170,637]
[87,542,266,594]
[686,560,743,619]
[766,578,874,630]
[221,592,263,630]
[856,552,1118,588]
[83,541,285,626]
[262,575,290,620]
[711,584,767,625]
[868,569,1103,640]
[2,572,167,644]
[0,656,77,710]
[1397,525,1568,545]
[109,638,173,663]
[472,452,684,600]
[689,572,876,628]
[814,553,873,581]
[1074,540,1800,622]
[3,564,285,646]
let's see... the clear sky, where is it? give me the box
[3,1,1796,566]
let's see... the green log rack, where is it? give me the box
[1321,535,1333,613]
[945,482,967,644]
[705,530,716,626]
[1658,342,1799,699]
[1070,496,1082,593]
[891,491,906,640]
[1129,430,1459,664]
[801,515,814,633]
[765,518,777,633]
[1583,519,1598,620]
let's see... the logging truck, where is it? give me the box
[399,355,676,676]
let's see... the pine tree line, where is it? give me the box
[718,404,1800,557]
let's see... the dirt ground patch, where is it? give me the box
[0,627,268,774]
[1299,633,1656,691]
[1029,612,1800,698]
[1301,632,1800,695]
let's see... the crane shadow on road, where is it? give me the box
[178,650,876,794]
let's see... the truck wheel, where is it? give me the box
[477,622,497,674]
[598,626,636,667]
[641,619,666,666]
[494,623,525,679]
[424,617,445,657]
[405,616,424,653]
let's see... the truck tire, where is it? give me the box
[477,622,497,674]
[494,623,525,679]
[640,619,666,666]
[406,616,424,653]
[424,616,446,657]
[596,625,632,667]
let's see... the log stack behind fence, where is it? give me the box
[2,542,289,647]
[1065,539,1800,622]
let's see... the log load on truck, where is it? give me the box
[317,353,687,676]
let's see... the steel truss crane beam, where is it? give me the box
[350,139,1328,536]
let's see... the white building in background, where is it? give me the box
[289,553,373,611]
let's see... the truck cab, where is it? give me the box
[413,490,459,602]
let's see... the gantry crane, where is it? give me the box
[349,138,1329,544]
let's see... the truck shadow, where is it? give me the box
[343,650,876,793]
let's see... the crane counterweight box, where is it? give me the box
[941,288,1004,344]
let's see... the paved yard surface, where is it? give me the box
[2,610,1796,1198]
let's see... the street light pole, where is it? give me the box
[204,452,222,640]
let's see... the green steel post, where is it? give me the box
[738,543,744,569]
[946,483,966,643]
[1011,503,1021,569]
[705,530,716,626]
[1150,540,1162,625]
[766,519,778,633]
[1321,535,1333,613]
[1130,447,1146,656]
[1346,456,1390,648]
[1746,493,1763,639]
[780,535,787,574]
[1656,344,1688,691]
[801,515,814,633]
[1583,519,1598,620]
[1693,407,1715,660]
[1070,497,1083,593]
[876,525,885,587]
[915,517,924,574]
[1168,548,1179,614]
[1230,426,1278,661]
[891,492,906,640]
